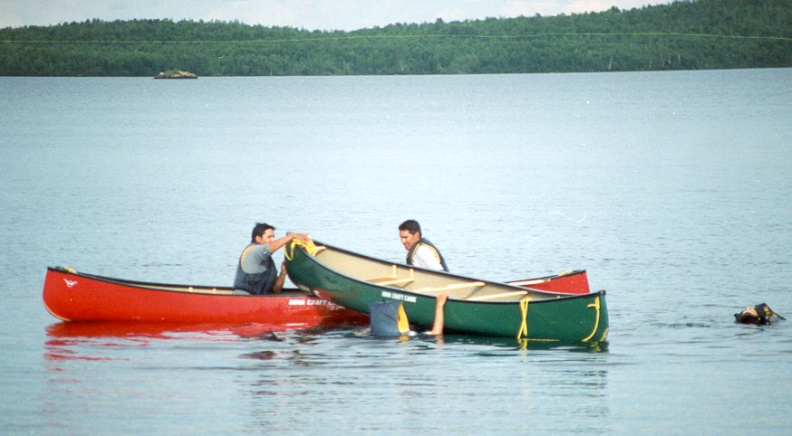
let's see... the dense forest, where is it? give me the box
[1,0,790,76]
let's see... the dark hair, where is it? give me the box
[734,310,761,324]
[251,222,275,243]
[398,219,421,236]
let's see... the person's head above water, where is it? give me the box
[734,303,786,325]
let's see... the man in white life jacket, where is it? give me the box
[398,219,449,272]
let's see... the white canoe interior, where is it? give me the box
[311,245,560,302]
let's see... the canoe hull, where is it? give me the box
[43,267,367,328]
[286,243,608,342]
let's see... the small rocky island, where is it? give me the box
[154,70,198,79]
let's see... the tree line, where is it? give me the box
[1,0,790,76]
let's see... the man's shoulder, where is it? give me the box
[415,243,434,252]
[414,244,442,263]
[416,241,441,254]
[419,238,442,249]
[244,243,273,258]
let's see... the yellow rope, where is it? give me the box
[285,238,318,261]
[581,296,601,342]
[517,297,530,340]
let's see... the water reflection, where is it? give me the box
[43,321,324,364]
[42,319,614,434]
[236,328,612,434]
[412,332,609,353]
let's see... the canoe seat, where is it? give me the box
[413,281,485,294]
[367,266,415,287]
[467,290,528,301]
[370,277,416,287]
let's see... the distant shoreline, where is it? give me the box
[1,0,790,76]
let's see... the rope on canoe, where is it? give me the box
[581,296,602,342]
[285,238,319,261]
[517,297,530,340]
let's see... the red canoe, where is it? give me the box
[42,266,369,328]
[42,266,590,326]
[507,269,590,294]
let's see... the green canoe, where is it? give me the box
[285,241,608,343]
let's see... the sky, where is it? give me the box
[1,0,674,31]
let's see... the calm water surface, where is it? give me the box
[1,69,791,435]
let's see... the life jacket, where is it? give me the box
[406,238,449,272]
[233,244,277,295]
[755,303,786,324]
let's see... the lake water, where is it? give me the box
[1,69,791,435]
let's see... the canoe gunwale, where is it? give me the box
[45,266,311,297]
[292,244,604,306]
[507,268,588,285]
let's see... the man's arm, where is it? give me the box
[272,261,288,293]
[267,232,310,253]
[428,293,448,335]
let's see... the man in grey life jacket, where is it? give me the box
[233,222,310,295]
[398,219,448,272]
